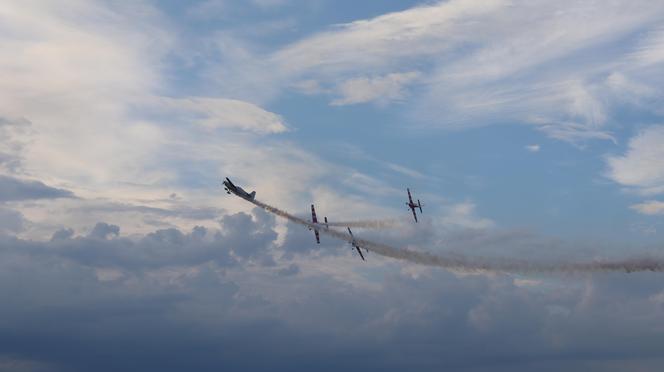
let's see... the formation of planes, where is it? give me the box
[223,177,423,262]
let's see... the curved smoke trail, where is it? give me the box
[249,198,664,274]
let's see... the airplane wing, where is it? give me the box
[347,228,365,260]
[407,188,414,204]
[411,207,418,223]
[311,204,318,223]
[355,245,365,261]
[311,205,321,243]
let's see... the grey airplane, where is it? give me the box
[406,188,422,223]
[223,177,256,201]
[347,227,366,261]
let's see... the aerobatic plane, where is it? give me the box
[347,227,365,261]
[309,204,328,244]
[222,177,256,201]
[406,188,423,222]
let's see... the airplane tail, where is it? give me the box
[249,191,256,200]
[418,199,422,213]
[324,216,328,229]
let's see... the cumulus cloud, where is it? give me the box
[219,208,277,261]
[606,125,664,195]
[0,0,174,194]
[51,228,74,241]
[36,209,276,271]
[0,207,24,234]
[88,222,120,240]
[0,175,74,202]
[1,2,664,370]
[1,217,664,371]
[0,0,323,236]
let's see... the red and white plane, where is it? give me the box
[309,204,328,244]
[406,188,423,223]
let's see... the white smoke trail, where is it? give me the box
[249,198,664,274]
[325,218,402,229]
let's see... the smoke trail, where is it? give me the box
[249,198,664,274]
[326,219,402,229]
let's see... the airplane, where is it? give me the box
[347,227,365,261]
[222,177,256,201]
[308,204,328,244]
[406,188,422,223]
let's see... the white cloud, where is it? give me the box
[385,163,426,179]
[155,97,289,134]
[632,26,664,66]
[10,0,653,239]
[536,120,616,145]
[525,144,540,153]
[606,125,664,195]
[272,0,508,75]
[606,72,655,99]
[262,0,664,142]
[331,72,420,106]
[440,202,494,230]
[630,200,664,215]
[0,0,172,189]
[0,0,317,237]
[291,79,328,95]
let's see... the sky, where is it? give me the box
[2,0,664,370]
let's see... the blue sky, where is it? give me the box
[2,0,664,371]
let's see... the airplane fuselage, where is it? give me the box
[347,227,366,261]
[223,178,256,201]
[309,204,328,244]
[406,188,422,223]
